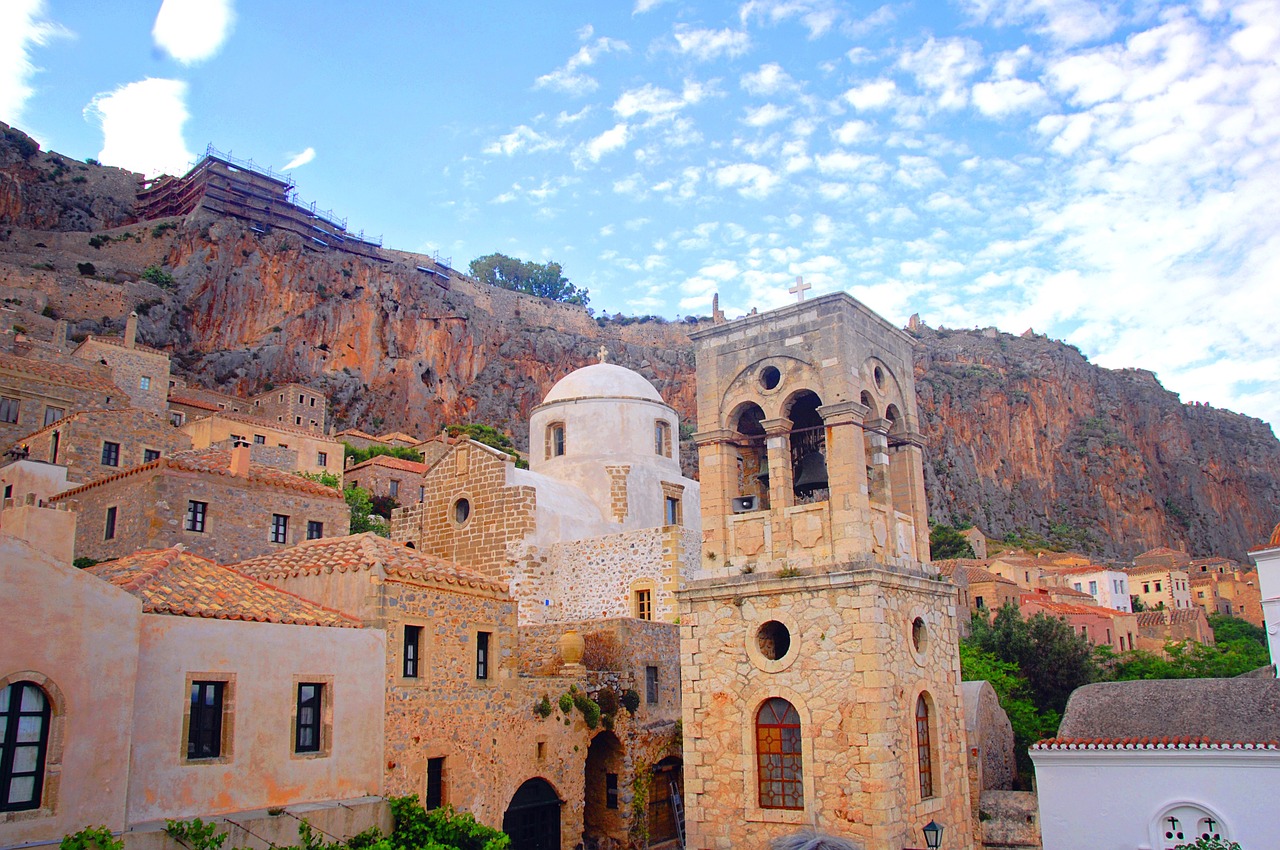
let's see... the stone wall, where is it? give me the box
[20,409,191,484]
[0,359,125,444]
[58,468,349,563]
[390,441,536,578]
[510,526,699,624]
[74,337,170,415]
[346,461,420,502]
[183,415,341,478]
[678,567,974,850]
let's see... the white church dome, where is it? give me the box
[542,362,663,404]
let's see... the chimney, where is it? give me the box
[53,320,67,349]
[124,311,138,348]
[229,443,251,477]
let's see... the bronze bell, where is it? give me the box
[793,451,828,493]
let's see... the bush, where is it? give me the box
[141,265,176,288]
[77,262,96,276]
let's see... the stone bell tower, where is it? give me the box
[678,293,973,850]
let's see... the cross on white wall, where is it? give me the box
[789,276,811,303]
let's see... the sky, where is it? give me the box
[3,0,1278,429]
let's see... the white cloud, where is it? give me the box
[739,0,843,38]
[484,125,561,156]
[972,78,1046,116]
[85,78,193,177]
[535,37,629,96]
[633,0,670,13]
[814,150,886,179]
[0,0,71,124]
[613,80,709,118]
[957,0,1121,46]
[898,37,984,109]
[575,123,630,165]
[741,62,797,96]
[843,79,896,110]
[832,120,872,145]
[713,162,780,198]
[282,147,315,170]
[743,103,791,127]
[557,107,592,125]
[152,0,235,65]
[672,25,751,61]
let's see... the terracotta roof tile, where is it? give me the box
[347,455,427,474]
[232,532,507,595]
[168,394,222,411]
[1053,564,1122,575]
[49,446,343,502]
[189,409,338,440]
[74,334,168,356]
[1135,608,1207,626]
[0,351,122,396]
[1023,598,1126,618]
[377,431,421,443]
[86,547,360,627]
[1032,736,1279,751]
[335,428,381,441]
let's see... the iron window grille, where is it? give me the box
[186,501,208,533]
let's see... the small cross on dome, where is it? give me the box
[598,345,609,364]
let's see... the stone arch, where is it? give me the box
[912,689,939,802]
[502,777,562,850]
[783,390,826,501]
[729,402,769,508]
[859,390,878,421]
[738,685,816,820]
[719,355,819,425]
[1151,801,1232,848]
[885,403,903,435]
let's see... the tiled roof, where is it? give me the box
[168,394,222,411]
[189,409,337,440]
[1138,546,1188,558]
[74,334,168,356]
[335,428,381,441]
[0,351,122,396]
[232,532,507,594]
[48,446,343,501]
[1135,608,1207,627]
[1033,736,1279,751]
[1127,562,1188,576]
[942,563,1018,586]
[1053,564,1121,576]
[1024,598,1122,618]
[347,454,427,474]
[86,546,360,627]
[1052,586,1098,600]
[9,407,161,444]
[378,431,421,443]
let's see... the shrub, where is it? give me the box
[77,262,96,276]
[141,265,175,288]
[60,827,121,850]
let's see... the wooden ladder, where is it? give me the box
[668,779,686,849]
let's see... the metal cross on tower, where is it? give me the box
[789,275,811,303]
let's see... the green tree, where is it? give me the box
[968,605,1098,716]
[445,423,527,468]
[929,521,975,559]
[297,471,387,537]
[959,642,1060,784]
[342,443,425,466]
[469,253,589,307]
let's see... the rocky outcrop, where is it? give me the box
[915,325,1280,561]
[1,126,1276,561]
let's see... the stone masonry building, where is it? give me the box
[50,444,348,563]
[679,293,973,850]
[12,408,192,486]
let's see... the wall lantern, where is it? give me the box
[922,821,944,850]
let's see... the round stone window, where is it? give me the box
[453,497,471,525]
[911,617,928,654]
[759,365,781,390]
[873,365,885,389]
[756,620,791,660]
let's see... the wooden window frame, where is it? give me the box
[0,681,52,812]
[306,520,324,540]
[185,677,233,763]
[101,441,120,467]
[403,625,422,679]
[476,631,492,681]
[645,665,659,705]
[270,513,290,544]
[185,500,207,533]
[915,694,935,800]
[425,757,445,810]
[756,697,803,810]
[292,680,329,757]
[104,505,118,540]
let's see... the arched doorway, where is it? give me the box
[503,778,561,850]
[648,756,685,846]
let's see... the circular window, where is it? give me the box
[453,497,471,525]
[756,620,792,660]
[911,617,928,654]
[759,365,781,390]
[873,365,885,389]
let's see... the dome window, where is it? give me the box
[547,422,566,458]
[655,420,672,457]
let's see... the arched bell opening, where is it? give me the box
[786,391,827,503]
[731,402,769,511]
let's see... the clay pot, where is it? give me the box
[558,629,585,666]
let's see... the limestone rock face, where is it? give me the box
[1,125,1277,562]
[914,325,1280,561]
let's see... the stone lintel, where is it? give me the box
[888,431,926,449]
[677,563,958,602]
[761,417,794,437]
[693,429,737,447]
[817,400,869,424]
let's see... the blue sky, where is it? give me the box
[3,0,1278,429]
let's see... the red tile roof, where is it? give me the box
[74,334,168,356]
[347,454,427,474]
[86,546,360,627]
[0,351,122,396]
[1135,608,1208,627]
[1023,598,1124,618]
[1053,564,1122,576]
[188,409,338,440]
[48,446,343,502]
[232,532,506,595]
[168,394,222,411]
[334,428,381,441]
[1033,736,1278,751]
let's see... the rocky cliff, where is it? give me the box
[2,128,1277,561]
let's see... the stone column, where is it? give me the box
[819,400,870,562]
[762,417,793,564]
[889,433,930,562]
[694,429,737,567]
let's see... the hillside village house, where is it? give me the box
[167,381,328,434]
[1128,562,1194,611]
[1134,607,1215,652]
[180,411,344,479]
[343,454,427,503]
[1048,565,1132,611]
[1190,565,1262,625]
[11,408,191,485]
[0,349,126,443]
[0,535,385,848]
[49,445,348,563]
[1020,594,1138,652]
[70,314,171,416]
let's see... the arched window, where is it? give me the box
[1,681,51,812]
[915,694,934,799]
[756,697,803,809]
[547,423,566,458]
[654,420,672,457]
